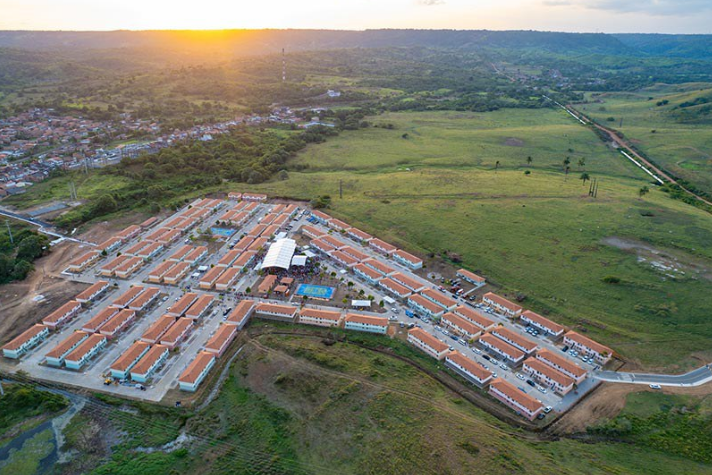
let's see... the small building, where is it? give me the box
[100,255,130,277]
[520,310,565,338]
[217,249,242,267]
[346,227,373,243]
[184,246,208,265]
[114,256,143,279]
[233,250,257,270]
[353,263,383,285]
[82,307,120,333]
[299,308,342,328]
[66,250,101,273]
[535,349,587,384]
[179,351,216,392]
[215,267,241,292]
[99,309,137,339]
[478,332,525,365]
[456,269,486,287]
[327,218,349,232]
[488,378,543,421]
[42,300,82,328]
[148,261,176,283]
[258,274,277,295]
[482,292,522,318]
[98,237,122,253]
[452,306,496,332]
[110,341,150,380]
[441,312,483,340]
[301,225,326,239]
[169,245,194,262]
[131,345,169,383]
[344,313,388,334]
[368,238,397,255]
[310,210,331,224]
[363,258,396,276]
[163,262,190,285]
[490,327,538,355]
[563,331,613,365]
[390,272,425,293]
[2,324,50,359]
[128,287,161,312]
[523,357,575,395]
[445,351,493,387]
[112,286,145,308]
[141,315,176,344]
[330,250,359,268]
[185,294,215,320]
[254,303,298,322]
[204,324,239,358]
[407,328,450,360]
[340,246,369,262]
[226,300,256,329]
[392,249,423,270]
[420,288,458,311]
[199,267,224,290]
[242,193,267,202]
[75,281,111,304]
[378,277,412,299]
[160,318,193,349]
[407,294,445,319]
[45,331,90,367]
[64,334,107,370]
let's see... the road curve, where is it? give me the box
[593,364,712,387]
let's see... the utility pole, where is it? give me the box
[5,220,13,244]
[339,179,343,199]
[619,118,623,128]
[282,48,286,83]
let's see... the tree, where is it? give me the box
[578,157,586,169]
[16,235,44,261]
[494,161,500,173]
[639,186,650,198]
[526,156,532,166]
[563,156,571,168]
[580,172,590,185]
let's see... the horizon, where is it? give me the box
[1,0,710,35]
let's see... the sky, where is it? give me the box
[0,0,710,34]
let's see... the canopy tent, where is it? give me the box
[260,238,297,270]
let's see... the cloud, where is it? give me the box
[543,0,712,15]
[417,0,446,5]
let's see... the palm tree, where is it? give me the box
[563,156,571,169]
[526,156,533,166]
[565,166,571,181]
[580,172,590,185]
[578,157,586,169]
[495,160,500,173]
[639,186,650,198]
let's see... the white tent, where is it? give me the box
[260,238,297,270]
[291,255,308,267]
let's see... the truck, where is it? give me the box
[405,309,415,318]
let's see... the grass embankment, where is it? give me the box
[582,85,712,196]
[240,109,712,370]
[52,330,710,474]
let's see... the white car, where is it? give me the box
[537,386,548,394]
[649,384,662,390]
[543,406,553,414]
[516,373,526,381]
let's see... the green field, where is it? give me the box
[582,84,712,196]
[244,109,712,370]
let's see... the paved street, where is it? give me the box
[594,365,712,387]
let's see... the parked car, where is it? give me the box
[537,386,547,394]
[543,406,553,414]
[516,373,526,381]
[649,384,662,390]
[482,354,491,361]
[561,345,569,353]
[499,363,508,371]
[526,379,536,387]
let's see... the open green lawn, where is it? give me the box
[245,109,712,370]
[582,85,712,196]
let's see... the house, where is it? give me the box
[330,250,359,268]
[130,345,169,383]
[112,286,145,308]
[482,292,523,317]
[117,224,141,241]
[178,352,216,392]
[407,328,450,360]
[242,193,267,202]
[490,327,538,354]
[169,245,194,261]
[163,262,191,285]
[128,287,161,312]
[478,332,525,364]
[148,261,176,283]
[217,249,241,267]
[453,306,495,332]
[98,237,122,253]
[320,235,347,250]
[100,256,130,276]
[42,300,82,328]
[390,272,425,293]
[232,250,257,270]
[66,250,101,273]
[64,334,107,370]
[226,300,256,329]
[310,210,331,224]
[114,256,143,279]
[488,378,543,421]
[445,351,493,387]
[301,225,326,239]
[407,294,445,319]
[363,258,396,276]
[378,278,412,299]
[563,331,613,365]
[299,308,342,328]
[254,303,298,322]
[327,218,349,232]
[456,269,486,287]
[340,246,369,262]
[311,238,338,255]
[185,294,215,320]
[344,313,388,334]
[215,267,241,291]
[110,341,150,379]
[99,309,137,339]
[199,267,224,290]
[392,249,423,270]
[246,237,268,252]
[346,227,373,243]
[353,263,383,285]
[136,242,164,260]
[420,288,458,311]
[75,281,111,304]
[520,310,565,338]
[45,331,89,367]
[141,315,177,344]
[369,238,397,255]
[228,192,242,200]
[82,307,120,333]
[535,349,587,384]
[441,313,483,340]
[140,216,158,229]
[523,357,575,395]
[160,318,193,349]
[2,324,50,359]
[184,246,208,265]
[168,293,199,317]
[204,324,239,358]
[233,237,254,252]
